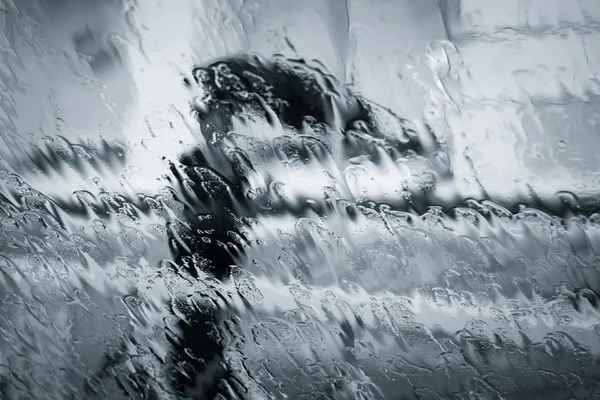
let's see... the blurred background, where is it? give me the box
[1,0,600,398]
[5,0,600,199]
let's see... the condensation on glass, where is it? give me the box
[0,0,600,398]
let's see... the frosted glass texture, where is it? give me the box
[1,0,600,398]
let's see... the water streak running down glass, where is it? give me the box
[1,0,600,398]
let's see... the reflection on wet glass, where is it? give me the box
[1,0,600,398]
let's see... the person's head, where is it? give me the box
[186,54,366,133]
[181,54,431,215]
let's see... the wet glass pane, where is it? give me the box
[1,0,600,398]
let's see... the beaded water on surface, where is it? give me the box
[1,1,600,399]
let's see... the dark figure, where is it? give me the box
[168,54,410,398]
[161,53,443,398]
